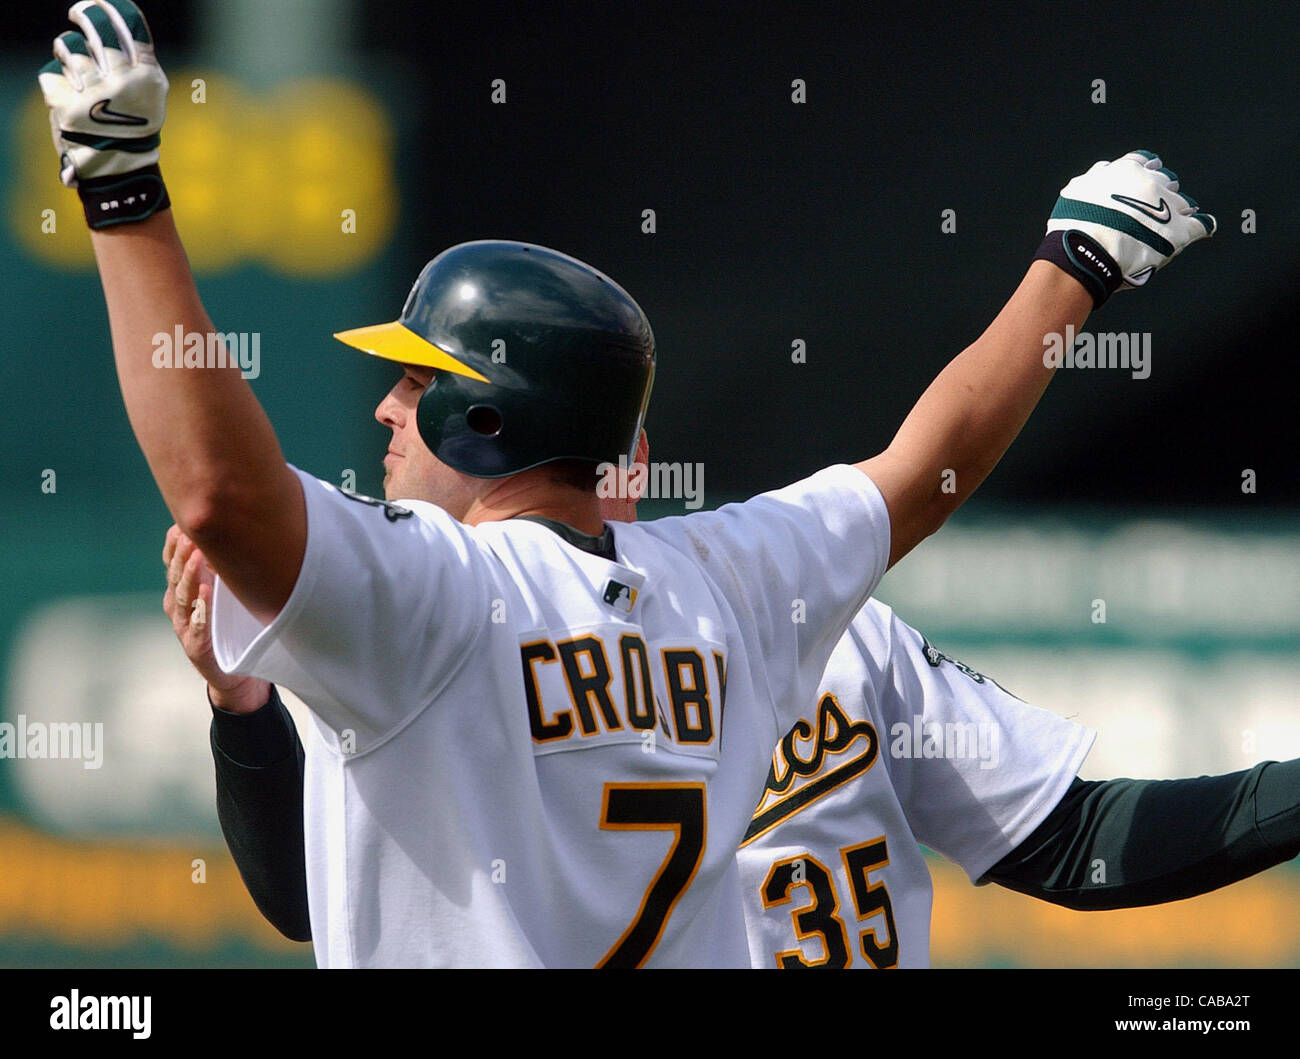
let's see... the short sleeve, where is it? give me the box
[211,467,493,746]
[640,465,891,725]
[875,610,1096,881]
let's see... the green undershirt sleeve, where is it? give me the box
[981,759,1300,909]
[210,686,312,942]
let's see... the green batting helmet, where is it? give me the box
[334,240,656,478]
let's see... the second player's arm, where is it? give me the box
[857,261,1091,568]
[983,764,1300,909]
[92,212,304,623]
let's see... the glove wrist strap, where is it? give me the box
[1033,229,1122,309]
[77,165,171,230]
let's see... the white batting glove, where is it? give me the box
[37,0,170,227]
[1037,150,1215,307]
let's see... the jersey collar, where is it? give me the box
[514,515,616,561]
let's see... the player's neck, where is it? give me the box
[462,476,605,536]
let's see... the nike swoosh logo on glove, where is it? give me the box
[89,99,149,126]
[1126,265,1156,286]
[1111,193,1172,224]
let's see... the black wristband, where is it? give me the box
[1033,228,1123,310]
[77,164,170,230]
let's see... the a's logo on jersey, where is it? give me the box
[602,580,638,614]
[742,693,879,844]
[919,635,1016,697]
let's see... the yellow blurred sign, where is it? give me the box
[0,817,300,953]
[11,74,398,276]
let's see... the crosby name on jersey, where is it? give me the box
[521,627,725,750]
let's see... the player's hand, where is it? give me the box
[37,0,168,188]
[1046,150,1216,292]
[163,525,272,715]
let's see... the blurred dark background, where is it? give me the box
[6,0,1295,509]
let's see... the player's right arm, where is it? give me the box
[91,212,306,624]
[39,0,303,624]
[855,152,1215,569]
[40,5,493,746]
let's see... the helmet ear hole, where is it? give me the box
[466,404,503,437]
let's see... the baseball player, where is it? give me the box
[165,461,1300,967]
[43,0,1216,966]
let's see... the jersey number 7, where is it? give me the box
[597,783,707,968]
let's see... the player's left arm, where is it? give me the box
[857,152,1216,569]
[858,262,1089,569]
[39,1,303,623]
[982,763,1300,909]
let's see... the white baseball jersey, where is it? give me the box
[212,463,891,967]
[738,600,1095,968]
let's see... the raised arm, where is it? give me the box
[94,215,306,620]
[40,1,303,622]
[858,151,1216,568]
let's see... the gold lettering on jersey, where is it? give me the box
[662,649,714,744]
[557,636,624,735]
[741,693,878,845]
[619,635,657,730]
[521,634,723,750]
[521,640,572,741]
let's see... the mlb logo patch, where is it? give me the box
[602,580,638,614]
